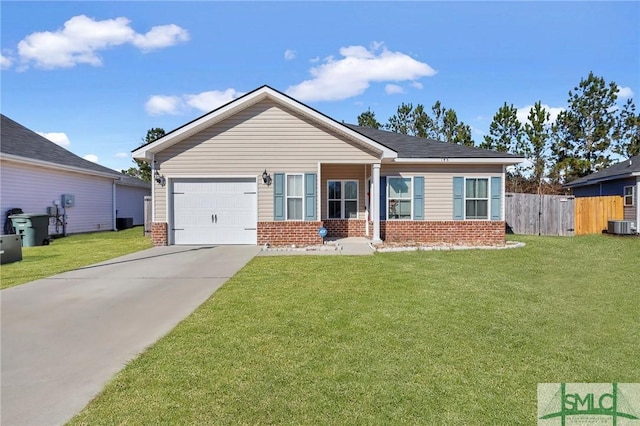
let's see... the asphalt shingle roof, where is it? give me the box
[564,154,640,187]
[343,124,521,159]
[1,114,123,178]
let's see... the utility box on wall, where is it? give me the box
[61,194,75,208]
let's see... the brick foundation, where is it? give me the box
[258,221,324,246]
[380,220,505,246]
[151,222,168,246]
[323,219,367,238]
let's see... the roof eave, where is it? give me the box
[392,157,524,165]
[1,153,122,180]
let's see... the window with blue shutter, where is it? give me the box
[274,173,285,220]
[491,176,502,220]
[413,176,424,220]
[304,173,317,221]
[453,176,464,220]
[379,176,387,220]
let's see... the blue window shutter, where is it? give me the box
[304,173,317,221]
[379,176,387,220]
[274,173,285,221]
[453,177,464,220]
[491,176,502,220]
[413,176,424,220]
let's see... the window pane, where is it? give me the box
[287,175,302,197]
[476,200,488,218]
[345,181,358,199]
[397,200,411,218]
[287,198,302,220]
[466,179,476,198]
[328,200,341,218]
[345,201,357,218]
[389,177,411,198]
[466,200,476,218]
[477,179,488,198]
[328,181,341,200]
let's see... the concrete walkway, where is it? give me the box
[1,245,260,426]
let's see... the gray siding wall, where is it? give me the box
[154,100,379,222]
[116,185,150,225]
[1,160,115,234]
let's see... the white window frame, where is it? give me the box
[464,177,490,220]
[327,180,359,219]
[387,176,413,220]
[623,186,635,206]
[286,174,304,220]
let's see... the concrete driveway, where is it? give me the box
[1,245,260,426]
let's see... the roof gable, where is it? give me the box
[1,114,122,178]
[132,85,397,161]
[565,155,640,187]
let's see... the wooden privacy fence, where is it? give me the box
[505,193,575,236]
[505,193,623,236]
[574,195,623,235]
[144,195,152,235]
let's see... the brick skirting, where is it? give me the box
[323,219,367,238]
[151,222,168,246]
[153,220,505,246]
[258,221,324,246]
[380,220,505,246]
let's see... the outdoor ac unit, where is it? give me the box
[607,220,636,235]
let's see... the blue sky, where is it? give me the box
[2,1,638,172]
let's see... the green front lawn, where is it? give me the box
[0,228,153,289]
[70,234,638,425]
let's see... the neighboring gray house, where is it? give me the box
[133,85,523,247]
[0,114,150,235]
[564,155,639,227]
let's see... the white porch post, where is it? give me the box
[372,163,381,242]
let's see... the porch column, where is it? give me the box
[372,163,381,242]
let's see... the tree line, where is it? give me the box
[357,72,639,194]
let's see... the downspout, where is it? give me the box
[365,164,369,237]
[151,153,156,224]
[317,161,321,222]
[112,179,118,231]
[636,178,639,234]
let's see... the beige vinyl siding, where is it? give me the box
[380,163,504,220]
[321,164,371,220]
[154,100,379,222]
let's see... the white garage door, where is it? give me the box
[172,178,257,245]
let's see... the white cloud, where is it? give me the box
[617,86,634,99]
[285,43,437,102]
[411,81,423,90]
[132,24,189,51]
[115,152,129,158]
[1,52,13,69]
[145,88,244,115]
[310,56,320,63]
[83,154,99,163]
[16,15,189,69]
[37,131,71,147]
[184,89,243,112]
[516,104,564,126]
[284,49,296,60]
[385,84,404,94]
[145,95,182,115]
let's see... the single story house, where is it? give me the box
[1,114,151,236]
[132,85,523,247]
[564,155,639,227]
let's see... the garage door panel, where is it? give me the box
[172,178,257,245]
